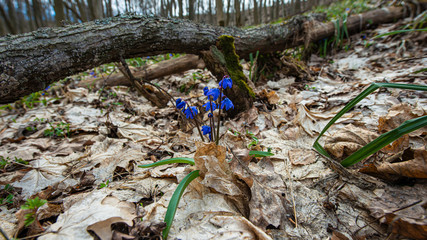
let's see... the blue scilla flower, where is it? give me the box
[208,112,213,118]
[203,87,209,96]
[184,106,198,119]
[176,98,186,110]
[219,76,232,89]
[203,101,217,111]
[201,125,212,140]
[202,125,211,135]
[206,88,220,101]
[221,98,234,111]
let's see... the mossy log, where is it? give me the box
[0,6,412,104]
[201,36,255,116]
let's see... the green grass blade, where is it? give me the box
[374,28,427,38]
[138,157,195,168]
[249,150,274,157]
[313,83,427,162]
[163,170,200,239]
[341,115,427,167]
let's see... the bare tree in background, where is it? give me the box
[188,0,195,20]
[253,0,259,25]
[54,0,65,26]
[216,0,224,26]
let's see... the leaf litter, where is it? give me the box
[0,19,426,240]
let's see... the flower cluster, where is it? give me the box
[175,76,234,144]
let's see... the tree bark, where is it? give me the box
[0,6,411,104]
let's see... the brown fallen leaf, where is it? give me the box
[360,148,427,179]
[231,157,291,229]
[288,148,316,166]
[259,89,280,105]
[194,142,250,216]
[368,184,427,240]
[324,124,379,160]
[378,103,427,137]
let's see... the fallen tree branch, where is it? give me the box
[77,54,204,88]
[0,6,412,103]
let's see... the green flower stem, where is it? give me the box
[209,100,216,141]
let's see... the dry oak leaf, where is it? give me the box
[324,124,379,159]
[378,103,427,137]
[360,148,427,179]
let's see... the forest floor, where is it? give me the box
[0,14,426,240]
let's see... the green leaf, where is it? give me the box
[163,170,200,239]
[313,83,427,158]
[138,157,195,168]
[249,150,274,157]
[340,115,427,167]
[313,82,427,167]
[374,28,427,38]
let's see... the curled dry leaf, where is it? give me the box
[324,124,379,159]
[231,158,290,229]
[194,142,250,216]
[378,103,427,136]
[40,191,136,240]
[295,105,360,137]
[360,148,427,179]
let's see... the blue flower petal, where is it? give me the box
[203,101,217,111]
[219,76,233,89]
[176,98,186,109]
[203,87,209,96]
[184,106,198,119]
[202,125,211,135]
[221,98,234,111]
[206,88,220,101]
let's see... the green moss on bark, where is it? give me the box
[217,35,255,99]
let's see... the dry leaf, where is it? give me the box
[368,184,427,240]
[194,142,250,215]
[360,148,427,179]
[40,191,136,240]
[295,105,360,137]
[378,103,426,137]
[324,124,379,159]
[288,148,316,166]
[12,157,68,199]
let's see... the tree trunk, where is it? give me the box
[32,0,44,28]
[253,0,259,25]
[88,0,104,20]
[234,0,242,27]
[216,0,224,26]
[54,0,65,26]
[178,0,183,18]
[225,0,231,26]
[76,0,88,22]
[0,6,411,104]
[25,0,36,31]
[5,0,18,34]
[0,3,16,34]
[188,0,195,20]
